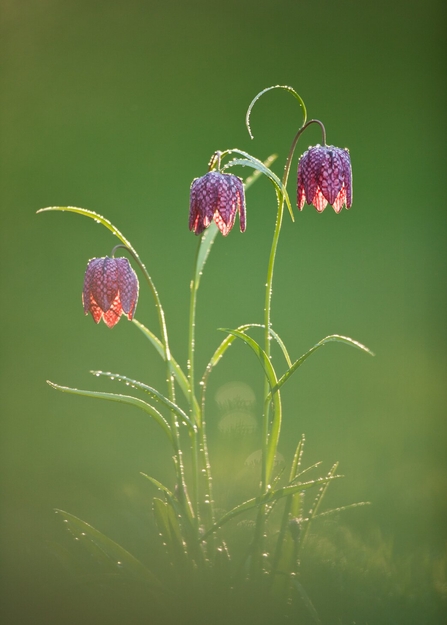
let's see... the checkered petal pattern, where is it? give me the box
[297,145,352,213]
[82,257,139,328]
[189,171,246,236]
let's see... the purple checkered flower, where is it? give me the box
[189,171,246,236]
[82,257,139,328]
[297,145,352,213]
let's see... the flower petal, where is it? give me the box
[91,257,119,312]
[339,148,352,208]
[115,257,139,317]
[318,146,344,206]
[332,186,347,213]
[304,145,326,205]
[102,293,122,328]
[235,177,246,232]
[82,257,102,314]
[297,156,306,210]
[312,188,328,212]
[214,209,234,236]
[88,294,104,324]
[216,174,238,235]
[189,172,219,235]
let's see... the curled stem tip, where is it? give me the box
[245,85,308,140]
[111,243,131,258]
[305,119,327,146]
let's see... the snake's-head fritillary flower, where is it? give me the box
[82,257,139,328]
[297,145,352,213]
[189,171,246,236]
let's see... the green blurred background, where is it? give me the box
[1,0,446,623]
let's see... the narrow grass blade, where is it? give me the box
[200,475,341,541]
[270,436,306,583]
[219,328,282,483]
[268,334,374,400]
[289,435,305,482]
[152,498,188,567]
[293,580,321,624]
[55,509,163,588]
[141,473,201,564]
[194,221,219,290]
[300,463,339,550]
[219,329,278,386]
[202,323,292,383]
[132,319,198,411]
[140,473,176,500]
[312,501,371,520]
[243,154,277,190]
[46,380,172,442]
[90,371,195,431]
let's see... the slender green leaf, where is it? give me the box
[47,380,172,442]
[300,464,340,551]
[271,474,342,502]
[200,475,341,541]
[132,319,198,411]
[89,371,195,431]
[219,329,277,386]
[141,474,201,564]
[268,327,293,368]
[243,154,277,189]
[131,319,164,359]
[203,323,291,379]
[289,461,323,485]
[37,206,138,255]
[289,434,305,482]
[221,150,294,221]
[294,580,321,624]
[153,498,188,567]
[55,509,163,588]
[140,473,175,500]
[245,85,308,140]
[270,436,306,580]
[219,328,282,483]
[268,334,374,401]
[194,222,219,290]
[312,501,371,520]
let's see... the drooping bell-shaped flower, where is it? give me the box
[189,171,246,236]
[82,257,139,328]
[297,144,352,213]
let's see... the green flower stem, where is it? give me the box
[187,239,202,529]
[254,116,321,578]
[261,120,321,490]
[187,235,220,536]
[199,371,216,557]
[112,243,193,521]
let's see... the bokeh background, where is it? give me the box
[1,0,446,623]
